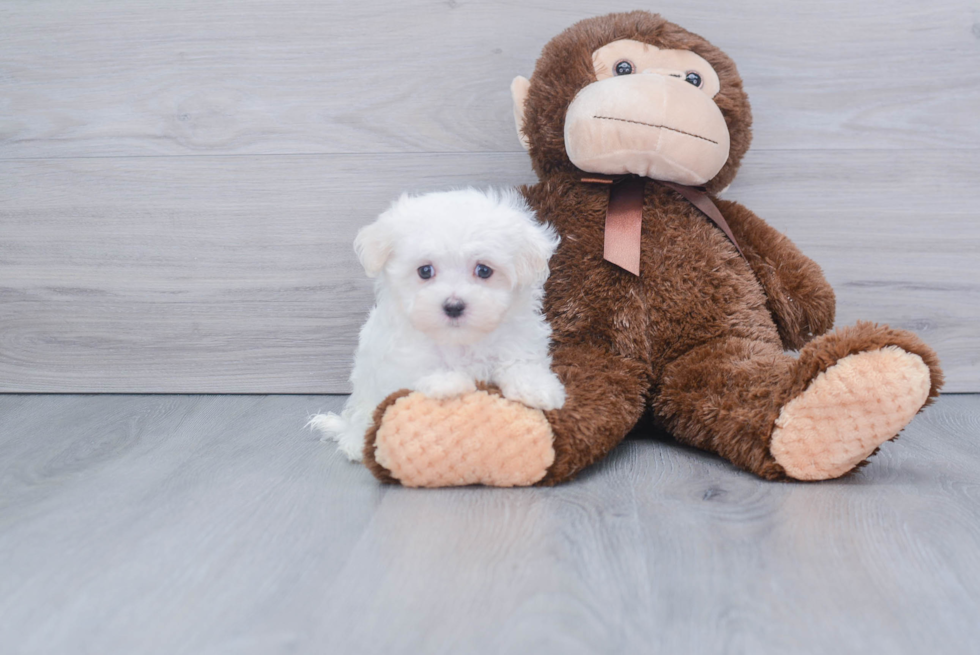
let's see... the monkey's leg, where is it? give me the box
[656,322,942,480]
[361,345,649,487]
[536,344,650,484]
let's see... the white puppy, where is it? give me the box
[310,188,566,461]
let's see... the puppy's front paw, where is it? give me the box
[414,371,478,399]
[496,366,566,411]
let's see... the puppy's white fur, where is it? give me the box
[309,188,565,461]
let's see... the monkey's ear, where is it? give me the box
[353,220,393,278]
[511,76,531,151]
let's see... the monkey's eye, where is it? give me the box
[685,71,703,87]
[418,265,434,280]
[614,60,634,76]
[475,264,493,279]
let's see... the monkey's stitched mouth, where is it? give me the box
[593,115,719,145]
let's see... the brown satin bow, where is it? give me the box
[581,174,745,276]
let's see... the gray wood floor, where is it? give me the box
[1,394,978,654]
[2,1,979,393]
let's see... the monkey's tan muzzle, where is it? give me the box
[563,74,731,186]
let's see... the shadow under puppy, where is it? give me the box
[310,188,565,461]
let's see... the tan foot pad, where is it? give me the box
[373,391,555,488]
[771,346,931,480]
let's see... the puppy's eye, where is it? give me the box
[417,265,434,280]
[685,71,702,87]
[614,60,633,76]
[475,264,493,279]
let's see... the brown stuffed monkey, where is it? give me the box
[360,11,943,487]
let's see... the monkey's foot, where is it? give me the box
[363,389,554,487]
[770,346,932,480]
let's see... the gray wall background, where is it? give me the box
[1,0,978,393]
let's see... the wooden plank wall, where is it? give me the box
[1,0,978,392]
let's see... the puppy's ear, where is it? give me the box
[514,216,560,288]
[353,220,393,278]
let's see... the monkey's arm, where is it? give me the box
[715,198,836,350]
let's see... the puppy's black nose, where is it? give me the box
[443,300,466,318]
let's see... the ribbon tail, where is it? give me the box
[659,181,745,259]
[602,177,646,276]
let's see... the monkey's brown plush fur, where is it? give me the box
[362,11,942,486]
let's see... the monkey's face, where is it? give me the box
[511,13,753,192]
[562,40,730,186]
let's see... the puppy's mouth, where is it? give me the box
[437,321,488,347]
